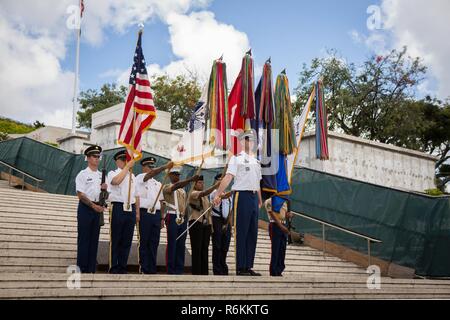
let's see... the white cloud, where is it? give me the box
[113,10,251,90]
[352,0,450,99]
[0,0,246,128]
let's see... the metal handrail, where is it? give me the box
[291,210,382,266]
[0,160,44,191]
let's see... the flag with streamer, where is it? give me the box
[171,85,215,165]
[228,51,255,155]
[315,80,329,160]
[118,31,156,161]
[254,60,277,198]
[274,71,296,155]
[205,58,229,151]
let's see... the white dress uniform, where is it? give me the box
[107,168,136,205]
[227,149,262,275]
[75,167,102,202]
[107,161,137,274]
[227,151,262,191]
[135,173,162,211]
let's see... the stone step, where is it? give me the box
[2,286,450,299]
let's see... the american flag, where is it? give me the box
[118,31,156,161]
[80,0,84,18]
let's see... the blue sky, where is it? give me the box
[64,0,380,93]
[1,0,448,127]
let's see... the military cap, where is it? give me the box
[84,145,102,157]
[238,130,256,141]
[141,156,156,167]
[170,166,182,174]
[113,150,127,161]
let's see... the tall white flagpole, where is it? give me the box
[72,5,82,134]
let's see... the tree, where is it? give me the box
[151,75,201,130]
[295,47,450,191]
[418,98,450,191]
[77,83,128,129]
[295,47,427,145]
[76,74,201,130]
[0,131,9,141]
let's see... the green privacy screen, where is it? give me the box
[0,137,449,277]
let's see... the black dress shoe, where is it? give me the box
[247,269,261,276]
[236,269,251,276]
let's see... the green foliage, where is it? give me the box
[77,83,128,129]
[295,47,428,145]
[151,75,201,130]
[295,47,450,190]
[76,75,201,131]
[0,117,35,134]
[44,141,59,148]
[425,188,445,196]
[0,131,9,141]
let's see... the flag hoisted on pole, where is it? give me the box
[71,0,84,134]
[228,50,256,155]
[118,27,157,162]
[315,80,329,160]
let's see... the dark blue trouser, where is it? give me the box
[234,191,259,271]
[212,216,231,275]
[138,209,161,274]
[165,214,187,275]
[269,222,287,276]
[109,202,136,274]
[77,201,100,273]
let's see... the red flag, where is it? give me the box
[228,72,245,155]
[118,32,156,161]
[80,0,85,18]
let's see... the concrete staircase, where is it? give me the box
[1,182,450,299]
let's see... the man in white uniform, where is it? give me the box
[136,157,173,274]
[213,130,263,276]
[75,145,106,273]
[107,150,137,274]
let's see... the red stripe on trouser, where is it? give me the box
[165,215,170,273]
[269,223,273,275]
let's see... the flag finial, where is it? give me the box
[281,69,286,75]
[218,54,223,61]
[266,57,271,64]
[138,22,144,33]
[246,48,252,56]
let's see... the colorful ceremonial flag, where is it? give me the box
[205,58,229,151]
[274,72,296,155]
[254,60,277,198]
[118,31,156,161]
[171,85,215,165]
[228,51,255,155]
[287,86,316,184]
[315,80,329,160]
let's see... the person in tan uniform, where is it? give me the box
[187,176,220,275]
[162,166,200,275]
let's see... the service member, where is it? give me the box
[265,197,292,276]
[213,130,263,276]
[162,166,200,274]
[107,150,138,274]
[75,145,106,273]
[188,176,219,275]
[136,157,173,274]
[210,174,233,275]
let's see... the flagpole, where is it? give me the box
[126,24,144,210]
[71,15,81,134]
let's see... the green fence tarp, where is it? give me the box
[0,137,449,277]
[289,167,450,277]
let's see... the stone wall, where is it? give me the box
[297,131,437,192]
